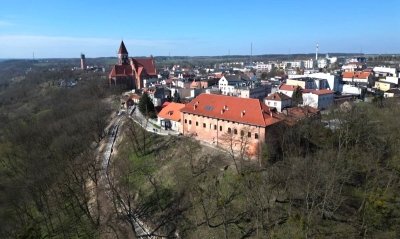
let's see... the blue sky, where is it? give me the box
[0,0,399,58]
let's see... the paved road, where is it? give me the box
[129,106,179,136]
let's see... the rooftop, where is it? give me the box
[265,92,292,101]
[158,102,185,122]
[181,93,281,127]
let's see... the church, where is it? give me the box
[108,41,157,89]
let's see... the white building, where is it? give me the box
[238,84,271,100]
[373,66,398,77]
[342,62,366,72]
[340,84,364,95]
[157,102,185,131]
[264,92,292,112]
[283,61,304,68]
[289,73,339,91]
[317,58,328,68]
[302,89,334,110]
[304,59,314,69]
[254,62,274,72]
[342,71,373,85]
[277,84,301,97]
[218,75,243,95]
[373,66,399,84]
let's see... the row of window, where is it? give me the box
[184,119,259,139]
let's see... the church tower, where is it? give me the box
[118,41,129,65]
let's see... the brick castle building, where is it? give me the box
[108,41,157,89]
[180,93,282,156]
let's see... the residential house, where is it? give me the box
[277,84,301,97]
[238,84,271,100]
[302,89,334,110]
[286,78,316,90]
[342,62,366,72]
[218,75,244,95]
[374,81,395,92]
[342,71,373,86]
[158,102,185,131]
[180,94,281,156]
[176,79,192,89]
[191,78,219,89]
[264,92,292,112]
[145,87,169,107]
[288,73,339,91]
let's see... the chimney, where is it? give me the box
[221,109,224,114]
[241,110,246,118]
[193,101,199,110]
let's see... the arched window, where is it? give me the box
[234,129,238,134]
[228,128,231,133]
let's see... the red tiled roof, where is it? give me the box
[181,94,281,127]
[118,41,128,54]
[162,101,171,108]
[131,58,157,76]
[279,84,301,91]
[342,71,371,79]
[311,89,334,95]
[109,65,133,78]
[158,102,185,122]
[265,92,291,101]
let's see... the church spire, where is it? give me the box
[118,40,128,55]
[118,41,129,65]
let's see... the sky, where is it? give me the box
[0,0,399,58]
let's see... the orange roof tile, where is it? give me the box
[342,71,371,79]
[181,94,281,127]
[158,102,185,122]
[279,84,301,91]
[303,89,334,95]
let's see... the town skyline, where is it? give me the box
[1,0,400,58]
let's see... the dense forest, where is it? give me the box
[0,60,119,238]
[110,99,400,238]
[1,60,400,238]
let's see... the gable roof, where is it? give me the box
[342,71,371,79]
[303,89,334,95]
[181,93,281,127]
[279,84,301,91]
[265,92,292,101]
[109,65,133,78]
[158,102,185,122]
[131,58,157,76]
[118,41,128,54]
